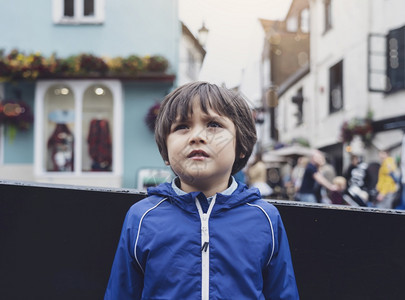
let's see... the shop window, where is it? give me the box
[329,60,343,114]
[82,85,113,172]
[44,85,75,172]
[53,0,105,24]
[35,80,122,177]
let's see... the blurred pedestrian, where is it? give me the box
[291,156,309,193]
[296,150,336,203]
[376,150,398,209]
[344,154,370,206]
[247,153,273,197]
[344,154,360,182]
[396,133,405,209]
[318,158,336,203]
[329,176,347,205]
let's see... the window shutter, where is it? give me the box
[387,26,405,93]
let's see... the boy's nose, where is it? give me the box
[189,127,207,144]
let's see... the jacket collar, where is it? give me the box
[147,180,261,214]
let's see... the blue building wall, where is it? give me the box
[122,82,173,188]
[3,82,35,164]
[0,0,179,187]
[0,0,179,72]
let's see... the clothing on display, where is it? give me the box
[87,119,112,171]
[47,123,74,171]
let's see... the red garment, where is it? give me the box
[87,119,112,171]
[329,190,345,205]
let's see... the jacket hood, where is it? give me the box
[147,181,261,214]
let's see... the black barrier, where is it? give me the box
[274,201,405,300]
[1,181,405,300]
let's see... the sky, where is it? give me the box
[179,0,292,88]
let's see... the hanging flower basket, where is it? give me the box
[340,116,373,146]
[144,102,161,132]
[0,99,34,141]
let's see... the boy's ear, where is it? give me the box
[164,160,170,165]
[239,153,246,159]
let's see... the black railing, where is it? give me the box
[1,180,405,300]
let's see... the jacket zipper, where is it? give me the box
[195,195,216,300]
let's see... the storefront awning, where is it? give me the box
[372,129,404,151]
[268,145,315,157]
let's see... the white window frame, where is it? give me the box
[34,79,123,178]
[52,0,105,24]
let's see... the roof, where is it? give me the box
[285,0,310,20]
[277,63,310,97]
[181,21,206,58]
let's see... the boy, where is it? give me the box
[105,82,299,299]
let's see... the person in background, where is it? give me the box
[344,154,360,182]
[291,156,309,193]
[246,153,273,197]
[344,154,370,207]
[317,158,336,203]
[296,150,337,203]
[376,150,398,209]
[329,176,347,205]
[393,132,405,209]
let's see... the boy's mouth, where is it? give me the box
[187,150,209,159]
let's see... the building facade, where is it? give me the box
[0,0,179,188]
[262,0,405,173]
[177,22,206,85]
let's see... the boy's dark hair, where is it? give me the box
[155,81,257,175]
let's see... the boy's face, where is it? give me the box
[166,100,237,193]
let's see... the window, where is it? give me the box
[291,88,304,126]
[300,8,310,33]
[367,33,388,92]
[53,0,105,24]
[286,16,298,32]
[329,61,343,114]
[34,80,122,177]
[324,0,332,32]
[368,26,405,93]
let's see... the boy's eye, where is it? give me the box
[208,121,222,128]
[173,124,188,131]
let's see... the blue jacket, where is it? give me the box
[105,181,299,299]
